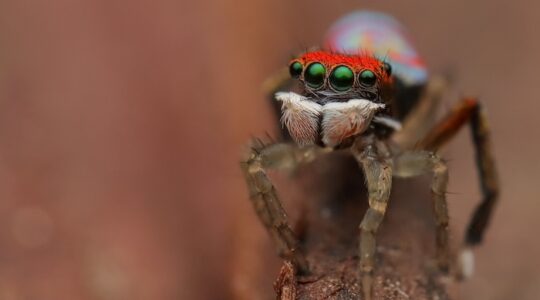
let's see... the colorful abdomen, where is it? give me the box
[324,11,428,87]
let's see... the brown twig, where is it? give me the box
[272,152,459,299]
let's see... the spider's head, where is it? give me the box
[276,51,397,148]
[288,51,393,104]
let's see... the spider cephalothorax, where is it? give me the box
[276,51,397,148]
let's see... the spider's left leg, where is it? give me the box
[241,140,328,273]
[394,151,451,271]
[352,140,393,300]
[419,98,500,277]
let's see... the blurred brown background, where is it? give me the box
[0,0,538,299]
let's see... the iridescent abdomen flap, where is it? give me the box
[324,11,428,86]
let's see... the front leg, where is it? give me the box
[241,140,328,273]
[352,139,393,300]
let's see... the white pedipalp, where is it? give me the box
[321,99,385,147]
[373,116,403,131]
[275,92,322,146]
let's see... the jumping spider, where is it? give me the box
[241,14,499,300]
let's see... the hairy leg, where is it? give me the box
[352,139,393,300]
[262,67,290,96]
[420,99,499,247]
[261,67,298,141]
[241,140,328,273]
[394,151,450,270]
[417,98,499,278]
[391,76,447,150]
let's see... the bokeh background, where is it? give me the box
[0,0,539,299]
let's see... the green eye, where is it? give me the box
[359,70,377,87]
[304,62,326,89]
[329,65,354,91]
[289,61,303,78]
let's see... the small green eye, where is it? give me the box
[359,69,377,87]
[304,62,326,89]
[329,65,354,91]
[289,61,303,78]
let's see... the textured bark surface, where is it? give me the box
[271,152,460,300]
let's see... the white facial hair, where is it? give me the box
[321,99,385,147]
[275,92,384,147]
[275,92,322,146]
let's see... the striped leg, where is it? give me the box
[394,151,451,271]
[241,140,327,273]
[419,98,500,278]
[353,140,393,300]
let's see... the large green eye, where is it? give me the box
[304,62,326,89]
[289,61,303,78]
[329,65,354,91]
[359,69,377,87]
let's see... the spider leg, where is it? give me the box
[262,66,290,96]
[391,76,447,150]
[352,139,393,300]
[262,67,297,141]
[394,151,450,271]
[241,140,328,273]
[419,98,500,250]
[417,98,499,278]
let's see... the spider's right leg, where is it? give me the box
[352,140,393,300]
[262,66,290,97]
[241,140,327,273]
[262,68,297,140]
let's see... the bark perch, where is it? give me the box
[273,152,459,299]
